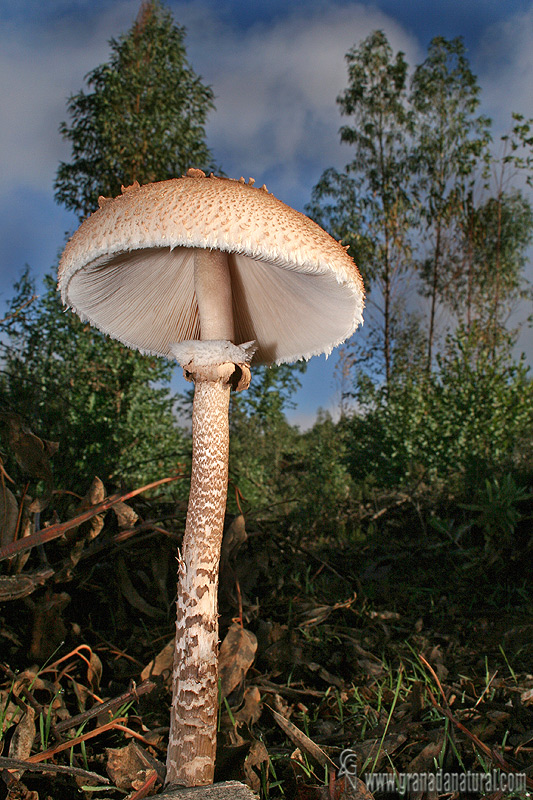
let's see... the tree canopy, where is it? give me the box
[55,0,216,219]
[1,0,220,494]
[307,31,533,387]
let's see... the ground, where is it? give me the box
[0,482,532,800]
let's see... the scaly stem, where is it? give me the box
[166,248,235,787]
[166,377,231,786]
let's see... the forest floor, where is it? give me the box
[0,478,532,800]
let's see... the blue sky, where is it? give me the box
[1,0,533,427]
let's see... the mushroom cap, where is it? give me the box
[58,172,364,365]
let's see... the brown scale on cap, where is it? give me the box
[59,168,364,367]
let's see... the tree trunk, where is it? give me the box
[426,220,442,373]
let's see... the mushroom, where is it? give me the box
[57,168,364,787]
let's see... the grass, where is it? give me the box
[0,477,531,799]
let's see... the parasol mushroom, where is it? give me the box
[57,168,364,788]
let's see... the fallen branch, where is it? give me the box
[26,717,128,763]
[0,475,180,562]
[54,679,156,734]
[0,755,109,783]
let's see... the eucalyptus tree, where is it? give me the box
[410,36,491,370]
[459,190,533,354]
[0,270,188,495]
[479,116,533,354]
[55,0,216,218]
[2,0,217,492]
[449,112,533,358]
[307,30,417,386]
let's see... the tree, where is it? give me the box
[1,270,187,496]
[308,32,533,390]
[55,0,216,218]
[2,0,218,495]
[307,30,417,386]
[451,115,533,356]
[410,36,491,371]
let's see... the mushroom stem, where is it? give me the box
[166,249,237,787]
[166,374,231,787]
[194,249,234,341]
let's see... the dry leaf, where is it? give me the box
[306,662,344,689]
[87,650,103,692]
[221,515,247,563]
[521,687,533,704]
[256,620,303,670]
[0,568,54,601]
[106,742,156,791]
[292,758,375,800]
[329,776,375,799]
[117,557,165,619]
[11,510,32,572]
[351,733,406,771]
[367,609,400,621]
[298,593,357,628]
[220,515,248,612]
[234,686,263,728]
[12,670,52,697]
[71,680,91,713]
[65,476,106,544]
[112,500,139,530]
[267,704,336,770]
[54,477,106,581]
[427,645,449,680]
[8,706,36,779]
[29,591,70,662]
[224,686,263,747]
[141,639,174,683]
[0,412,57,512]
[0,693,23,733]
[243,739,268,795]
[150,546,172,605]
[0,484,18,547]
[219,624,257,698]
[408,733,445,773]
[0,413,55,482]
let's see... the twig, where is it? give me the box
[27,717,128,763]
[0,755,109,783]
[128,771,159,799]
[13,481,30,545]
[43,643,97,677]
[111,723,166,750]
[94,639,146,668]
[0,294,37,325]
[274,534,352,585]
[418,653,449,706]
[54,679,155,734]
[474,670,499,708]
[0,475,180,562]
[112,521,178,544]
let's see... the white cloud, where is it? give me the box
[178,1,422,203]
[475,5,533,136]
[0,2,137,195]
[0,0,421,212]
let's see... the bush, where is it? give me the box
[346,327,533,490]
